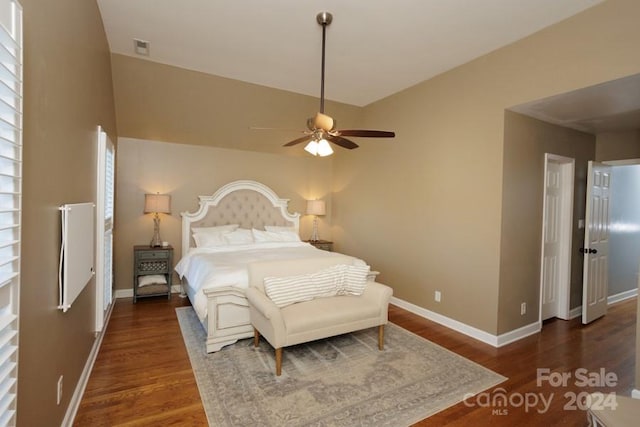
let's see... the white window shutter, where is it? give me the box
[0,1,21,425]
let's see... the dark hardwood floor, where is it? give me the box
[74,296,636,426]
[74,296,207,426]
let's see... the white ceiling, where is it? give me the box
[510,73,640,134]
[96,0,603,107]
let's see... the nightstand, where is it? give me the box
[305,240,333,251]
[133,245,173,303]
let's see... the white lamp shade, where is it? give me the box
[306,199,326,216]
[304,140,319,156]
[316,139,333,157]
[144,193,171,214]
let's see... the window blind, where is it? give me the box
[0,0,21,424]
[95,128,114,331]
[103,137,114,315]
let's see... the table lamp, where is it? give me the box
[306,199,326,242]
[144,193,171,247]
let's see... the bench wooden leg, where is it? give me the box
[378,325,385,350]
[275,348,283,376]
[253,328,259,347]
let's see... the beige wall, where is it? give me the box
[499,111,594,332]
[111,54,363,154]
[595,130,640,161]
[18,0,117,425]
[333,0,640,335]
[114,138,332,291]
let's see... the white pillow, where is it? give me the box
[251,228,301,243]
[275,231,301,242]
[193,231,228,248]
[264,225,296,233]
[138,274,167,287]
[252,229,284,243]
[192,224,241,248]
[261,227,301,242]
[224,228,254,245]
[192,224,238,234]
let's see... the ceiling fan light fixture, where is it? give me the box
[274,11,395,153]
[313,112,334,132]
[317,139,333,157]
[304,140,319,156]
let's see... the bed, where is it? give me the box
[176,180,350,352]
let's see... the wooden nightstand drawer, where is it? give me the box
[137,250,170,260]
[136,260,169,275]
[133,245,173,303]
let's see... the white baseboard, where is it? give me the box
[565,289,638,321]
[114,285,182,299]
[496,321,541,347]
[568,306,582,319]
[390,297,540,348]
[608,288,638,305]
[632,389,640,399]
[62,301,115,426]
[114,288,133,298]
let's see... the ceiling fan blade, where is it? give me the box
[336,130,396,138]
[327,135,359,150]
[283,135,312,147]
[249,126,308,132]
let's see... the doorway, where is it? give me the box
[539,157,640,325]
[539,154,575,321]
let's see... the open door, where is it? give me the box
[582,161,611,324]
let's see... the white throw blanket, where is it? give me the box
[175,242,342,321]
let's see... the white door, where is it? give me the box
[540,154,574,321]
[582,161,611,324]
[542,161,562,320]
[96,126,115,332]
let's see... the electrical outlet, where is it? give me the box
[521,302,527,315]
[57,375,63,405]
[434,291,441,303]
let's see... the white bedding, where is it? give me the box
[175,242,341,322]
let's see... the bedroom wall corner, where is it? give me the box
[114,138,333,293]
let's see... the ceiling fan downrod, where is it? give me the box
[317,12,332,114]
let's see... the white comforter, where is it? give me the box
[175,242,340,322]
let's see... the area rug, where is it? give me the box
[176,307,505,426]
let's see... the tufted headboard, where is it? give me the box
[180,180,300,257]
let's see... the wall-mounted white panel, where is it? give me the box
[59,203,95,312]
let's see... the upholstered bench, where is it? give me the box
[587,393,640,426]
[245,255,393,376]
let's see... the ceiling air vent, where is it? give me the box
[133,38,150,56]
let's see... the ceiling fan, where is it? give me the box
[278,11,396,156]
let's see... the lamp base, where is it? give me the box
[150,214,163,247]
[309,216,320,242]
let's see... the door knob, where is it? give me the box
[580,248,598,254]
